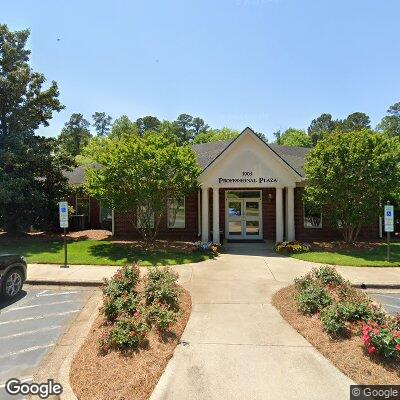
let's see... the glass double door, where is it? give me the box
[226,198,262,239]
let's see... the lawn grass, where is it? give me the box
[290,242,400,267]
[0,240,213,266]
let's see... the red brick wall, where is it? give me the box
[114,191,199,240]
[295,187,379,241]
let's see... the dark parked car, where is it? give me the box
[0,254,27,299]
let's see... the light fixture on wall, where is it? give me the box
[268,193,273,203]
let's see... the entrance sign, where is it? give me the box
[59,201,69,228]
[384,205,394,232]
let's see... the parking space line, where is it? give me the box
[0,325,62,340]
[373,294,400,301]
[382,303,400,309]
[37,290,48,296]
[6,300,75,312]
[0,344,54,360]
[0,310,80,325]
[36,291,78,297]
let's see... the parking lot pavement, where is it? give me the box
[0,286,93,400]
[369,291,400,316]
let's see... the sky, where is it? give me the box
[2,0,400,141]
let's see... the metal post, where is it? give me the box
[64,227,68,267]
[387,231,390,262]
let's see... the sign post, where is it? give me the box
[59,201,69,268]
[384,202,394,262]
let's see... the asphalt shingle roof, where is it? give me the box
[66,140,309,185]
[191,140,310,177]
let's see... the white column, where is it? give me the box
[287,187,295,241]
[212,187,220,244]
[201,187,209,242]
[275,187,284,243]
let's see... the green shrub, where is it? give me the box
[103,264,140,299]
[294,273,315,291]
[102,292,142,321]
[148,303,180,331]
[320,303,347,336]
[314,266,344,286]
[102,315,150,352]
[296,283,332,315]
[145,267,181,310]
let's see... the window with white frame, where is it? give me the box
[168,198,185,228]
[76,197,90,216]
[136,205,154,228]
[99,200,112,222]
[303,201,322,229]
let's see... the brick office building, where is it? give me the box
[65,127,380,243]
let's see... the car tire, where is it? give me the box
[1,268,24,299]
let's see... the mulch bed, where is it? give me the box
[0,230,197,252]
[70,288,192,400]
[272,285,400,384]
[308,241,386,252]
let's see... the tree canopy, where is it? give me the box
[83,132,201,242]
[193,127,240,144]
[0,24,68,232]
[339,112,370,133]
[277,128,311,147]
[307,113,338,146]
[304,130,400,242]
[57,113,92,159]
[92,112,112,136]
[377,101,400,137]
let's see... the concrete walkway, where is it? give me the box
[150,243,353,400]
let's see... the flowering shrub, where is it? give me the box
[102,264,140,299]
[275,241,310,253]
[99,264,183,352]
[100,314,150,353]
[145,267,181,310]
[296,282,332,315]
[194,241,221,254]
[148,302,180,331]
[361,322,400,359]
[320,303,347,336]
[314,266,344,286]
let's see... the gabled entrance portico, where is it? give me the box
[199,128,303,244]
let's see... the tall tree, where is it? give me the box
[377,101,400,137]
[175,113,194,144]
[191,117,209,136]
[84,133,200,243]
[304,130,400,242]
[307,113,338,146]
[0,24,67,232]
[340,112,370,132]
[110,115,138,138]
[57,113,92,158]
[135,115,161,136]
[279,128,312,147]
[273,130,282,144]
[92,112,112,136]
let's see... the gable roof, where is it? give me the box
[65,134,310,185]
[192,139,310,177]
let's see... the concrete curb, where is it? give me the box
[352,283,400,290]
[26,279,103,287]
[30,289,102,399]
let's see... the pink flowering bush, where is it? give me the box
[99,264,182,353]
[361,322,400,360]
